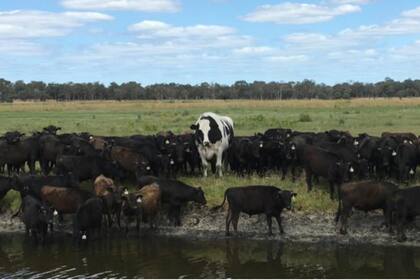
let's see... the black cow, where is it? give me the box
[120,188,142,234]
[13,173,80,200]
[214,185,296,236]
[389,186,420,242]
[395,142,418,183]
[73,197,103,241]
[55,154,124,181]
[336,180,399,234]
[22,195,51,243]
[0,176,14,201]
[302,145,352,199]
[137,177,206,226]
[0,134,39,175]
[374,136,399,179]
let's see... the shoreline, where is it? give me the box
[2,207,420,247]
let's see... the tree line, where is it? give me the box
[1,77,420,102]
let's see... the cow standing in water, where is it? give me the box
[190,112,234,177]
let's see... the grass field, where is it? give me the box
[1,98,420,214]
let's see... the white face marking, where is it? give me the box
[137,197,142,203]
[286,134,290,138]
[198,119,211,144]
[82,234,87,240]
[170,160,174,165]
[404,140,408,143]
[259,143,263,148]
[53,210,58,216]
[89,136,93,140]
[292,196,296,202]
[291,145,296,150]
[410,169,415,175]
[124,190,129,195]
[165,140,170,144]
[392,151,397,156]
[354,140,359,146]
[349,167,354,173]
[146,166,151,170]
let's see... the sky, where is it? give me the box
[0,0,419,85]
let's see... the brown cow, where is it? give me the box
[93,174,116,196]
[107,145,150,175]
[137,183,161,229]
[89,136,107,151]
[40,185,93,215]
[93,175,120,227]
[336,180,399,235]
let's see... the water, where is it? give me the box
[1,233,420,278]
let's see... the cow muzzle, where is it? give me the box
[203,141,210,147]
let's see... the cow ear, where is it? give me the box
[190,124,198,130]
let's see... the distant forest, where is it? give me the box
[1,77,420,101]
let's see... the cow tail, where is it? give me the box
[211,189,228,212]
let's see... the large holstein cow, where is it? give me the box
[190,112,234,177]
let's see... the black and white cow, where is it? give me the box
[190,112,234,177]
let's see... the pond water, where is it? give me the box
[0,233,420,278]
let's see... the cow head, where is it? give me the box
[278,190,297,210]
[285,142,297,160]
[191,116,222,147]
[121,189,142,211]
[193,187,207,205]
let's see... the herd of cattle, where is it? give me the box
[0,112,420,243]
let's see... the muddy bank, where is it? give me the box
[1,207,420,247]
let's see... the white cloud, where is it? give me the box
[0,10,112,39]
[0,40,45,55]
[128,20,235,38]
[232,46,274,55]
[242,2,360,24]
[330,0,371,4]
[61,0,180,12]
[265,55,308,62]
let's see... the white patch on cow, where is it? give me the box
[410,169,415,175]
[82,234,87,240]
[259,143,263,148]
[409,141,413,145]
[354,140,359,146]
[165,140,170,144]
[292,196,296,202]
[349,167,354,173]
[392,151,397,156]
[89,136,93,140]
[170,159,174,165]
[124,190,129,195]
[286,133,290,138]
[291,145,296,150]
[53,210,58,216]
[146,166,151,170]
[357,154,361,158]
[137,197,142,203]
[404,140,408,143]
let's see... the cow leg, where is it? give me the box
[225,209,232,236]
[339,202,351,235]
[232,211,240,234]
[266,215,273,236]
[201,158,209,177]
[396,207,407,242]
[216,150,224,177]
[329,182,335,200]
[275,214,284,234]
[305,169,313,192]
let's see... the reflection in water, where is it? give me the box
[0,233,420,278]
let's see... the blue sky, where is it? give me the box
[0,0,419,85]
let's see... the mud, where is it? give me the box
[1,206,420,247]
